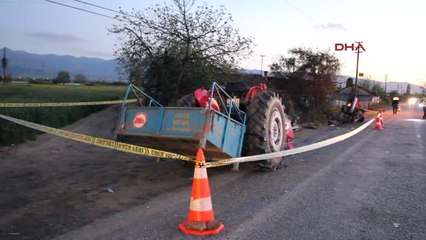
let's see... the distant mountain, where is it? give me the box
[2,48,120,81]
[334,75,425,95]
[240,68,265,75]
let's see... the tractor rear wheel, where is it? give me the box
[246,91,286,171]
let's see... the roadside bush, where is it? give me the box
[0,106,105,145]
[111,81,128,86]
[29,79,51,84]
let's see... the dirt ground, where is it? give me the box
[0,105,356,239]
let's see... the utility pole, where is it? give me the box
[260,55,265,75]
[384,74,387,96]
[1,47,7,80]
[354,41,363,97]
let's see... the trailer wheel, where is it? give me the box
[246,91,286,171]
[176,94,197,107]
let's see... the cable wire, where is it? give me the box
[283,0,318,24]
[44,0,116,19]
[72,0,120,15]
[72,0,139,19]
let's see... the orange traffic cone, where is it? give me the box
[398,105,402,112]
[178,148,224,236]
[379,110,384,124]
[374,115,383,130]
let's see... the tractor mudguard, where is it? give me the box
[244,83,267,104]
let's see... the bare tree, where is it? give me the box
[74,74,88,84]
[53,70,71,84]
[270,47,341,118]
[110,0,253,105]
[358,78,374,90]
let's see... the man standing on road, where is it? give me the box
[422,96,426,119]
[392,96,400,114]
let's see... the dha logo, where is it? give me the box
[335,42,365,51]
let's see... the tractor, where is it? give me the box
[115,81,294,171]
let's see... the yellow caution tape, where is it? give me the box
[0,114,191,161]
[363,109,382,113]
[0,108,375,168]
[0,99,137,108]
[204,118,375,168]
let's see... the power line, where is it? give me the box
[72,0,122,16]
[73,0,140,19]
[44,0,116,19]
[2,0,42,2]
[282,0,318,24]
[46,0,139,22]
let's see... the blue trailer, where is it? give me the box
[115,83,247,161]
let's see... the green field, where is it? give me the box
[0,83,129,146]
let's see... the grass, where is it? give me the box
[0,84,127,102]
[0,83,128,146]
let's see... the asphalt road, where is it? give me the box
[55,107,425,240]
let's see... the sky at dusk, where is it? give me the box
[1,0,425,86]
